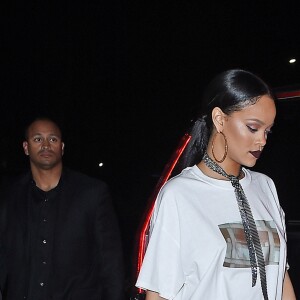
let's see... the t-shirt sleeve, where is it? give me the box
[266,176,290,270]
[266,177,287,237]
[136,188,185,299]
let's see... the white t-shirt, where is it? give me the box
[136,165,287,300]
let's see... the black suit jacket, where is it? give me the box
[0,169,124,300]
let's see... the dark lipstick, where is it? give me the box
[250,150,262,159]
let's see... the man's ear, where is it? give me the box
[211,107,226,132]
[23,141,29,156]
[62,142,65,156]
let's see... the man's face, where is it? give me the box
[23,120,64,170]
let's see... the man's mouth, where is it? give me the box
[40,151,53,157]
[250,150,262,159]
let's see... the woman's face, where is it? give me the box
[222,95,276,168]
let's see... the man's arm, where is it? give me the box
[95,183,125,300]
[282,271,296,300]
[0,184,8,294]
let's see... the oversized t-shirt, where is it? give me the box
[136,165,287,300]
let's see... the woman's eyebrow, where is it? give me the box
[245,118,274,126]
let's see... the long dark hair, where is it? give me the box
[179,69,274,169]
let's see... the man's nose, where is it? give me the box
[41,140,50,150]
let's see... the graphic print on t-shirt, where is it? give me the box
[219,220,280,268]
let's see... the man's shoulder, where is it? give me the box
[0,172,31,191]
[63,168,108,190]
[62,169,111,205]
[0,172,31,207]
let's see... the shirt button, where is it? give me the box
[42,261,47,265]
[43,239,47,244]
[44,198,48,202]
[43,218,47,222]
[40,282,44,287]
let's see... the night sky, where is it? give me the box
[1,0,300,293]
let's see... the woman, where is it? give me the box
[136,70,296,300]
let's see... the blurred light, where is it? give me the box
[98,162,104,167]
[289,58,296,64]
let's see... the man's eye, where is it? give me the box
[34,138,42,142]
[50,138,58,142]
[246,126,258,133]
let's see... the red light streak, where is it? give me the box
[276,90,300,99]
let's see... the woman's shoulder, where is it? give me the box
[245,168,275,186]
[158,166,213,202]
[164,166,202,187]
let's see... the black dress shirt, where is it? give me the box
[27,179,62,299]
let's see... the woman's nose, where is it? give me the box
[257,132,267,150]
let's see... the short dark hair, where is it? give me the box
[179,69,275,169]
[24,117,63,141]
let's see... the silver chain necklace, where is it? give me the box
[203,152,269,300]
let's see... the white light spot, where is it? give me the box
[99,162,104,167]
[289,58,296,64]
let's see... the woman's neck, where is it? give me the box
[198,151,242,179]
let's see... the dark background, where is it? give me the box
[1,0,300,296]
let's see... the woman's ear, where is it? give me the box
[211,107,226,132]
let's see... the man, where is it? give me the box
[0,118,124,299]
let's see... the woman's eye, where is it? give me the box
[246,126,258,133]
